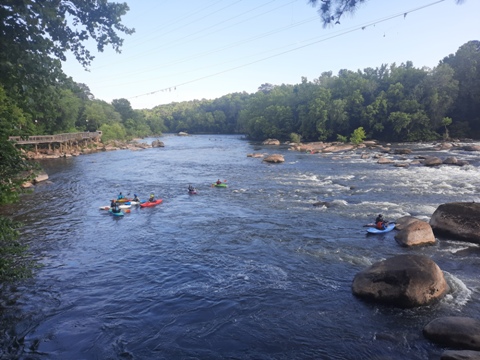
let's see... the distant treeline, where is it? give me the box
[2,41,479,144]
[148,41,480,142]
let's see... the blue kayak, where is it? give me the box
[109,209,124,217]
[366,223,395,234]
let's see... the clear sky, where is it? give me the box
[61,0,480,110]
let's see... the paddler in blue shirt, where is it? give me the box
[117,192,124,200]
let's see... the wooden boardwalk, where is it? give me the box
[9,131,102,145]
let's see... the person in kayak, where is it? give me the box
[132,194,140,202]
[188,185,195,192]
[117,192,124,200]
[216,179,222,185]
[149,193,155,202]
[110,199,121,213]
[375,214,387,230]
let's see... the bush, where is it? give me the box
[349,127,366,145]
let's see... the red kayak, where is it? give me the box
[140,199,163,207]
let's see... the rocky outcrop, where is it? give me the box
[462,145,480,151]
[178,132,188,136]
[151,140,165,148]
[377,157,394,164]
[262,139,280,145]
[424,317,480,350]
[423,156,443,166]
[247,153,264,158]
[430,202,480,244]
[352,254,449,308]
[321,144,355,153]
[263,154,285,163]
[394,220,436,247]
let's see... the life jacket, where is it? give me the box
[376,221,385,230]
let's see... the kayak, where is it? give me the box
[212,183,227,188]
[100,204,131,210]
[188,190,197,195]
[125,201,141,205]
[366,223,396,234]
[116,198,132,203]
[109,209,124,216]
[140,199,163,207]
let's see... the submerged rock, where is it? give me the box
[424,317,480,351]
[352,254,449,308]
[430,202,480,244]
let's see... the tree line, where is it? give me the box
[150,41,480,143]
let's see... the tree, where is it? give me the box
[0,0,133,281]
[308,0,464,27]
[349,126,366,145]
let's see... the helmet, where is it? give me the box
[134,194,137,197]
[378,214,383,217]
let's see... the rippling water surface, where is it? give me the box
[2,134,480,359]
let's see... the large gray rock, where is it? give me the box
[430,202,480,244]
[424,317,480,350]
[395,216,422,231]
[423,156,443,166]
[263,154,284,163]
[395,220,436,247]
[352,254,449,308]
[441,350,480,360]
[262,138,280,145]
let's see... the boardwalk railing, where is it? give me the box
[9,131,102,145]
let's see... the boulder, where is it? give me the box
[263,154,285,163]
[377,157,394,164]
[151,140,165,148]
[394,148,412,155]
[441,350,480,360]
[178,132,188,136]
[430,202,480,244]
[321,144,355,153]
[423,156,443,166]
[395,216,422,231]
[462,145,480,151]
[424,317,480,350]
[352,254,449,308]
[394,220,436,247]
[443,157,458,165]
[262,138,280,145]
[247,153,264,158]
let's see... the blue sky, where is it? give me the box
[61,0,480,109]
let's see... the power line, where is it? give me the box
[128,0,446,100]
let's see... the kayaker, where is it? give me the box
[216,179,222,185]
[111,199,121,213]
[375,214,387,230]
[188,185,195,192]
[117,192,124,200]
[133,194,140,202]
[149,193,155,202]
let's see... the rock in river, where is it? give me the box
[430,202,480,244]
[352,254,449,308]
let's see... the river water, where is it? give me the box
[2,134,480,359]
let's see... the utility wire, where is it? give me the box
[128,0,446,100]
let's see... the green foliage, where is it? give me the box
[0,217,33,282]
[100,123,127,142]
[290,133,301,143]
[336,134,348,143]
[349,127,366,145]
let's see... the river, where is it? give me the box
[1,134,480,359]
